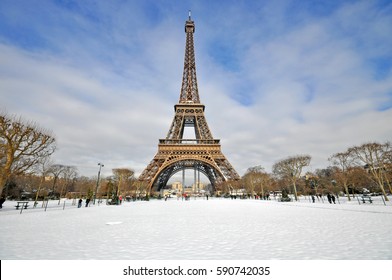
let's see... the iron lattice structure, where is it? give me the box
[138,15,240,192]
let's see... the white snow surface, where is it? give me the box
[1,197,392,260]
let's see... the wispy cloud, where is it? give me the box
[1,0,391,180]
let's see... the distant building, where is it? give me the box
[192,181,204,193]
[172,181,183,193]
[169,181,206,195]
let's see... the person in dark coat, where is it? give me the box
[85,198,90,207]
[331,194,336,204]
[327,193,332,204]
[0,196,5,209]
[78,198,82,208]
[311,195,315,203]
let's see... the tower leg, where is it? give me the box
[198,169,200,194]
[194,165,197,195]
[182,168,185,197]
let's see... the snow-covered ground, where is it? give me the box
[1,196,392,260]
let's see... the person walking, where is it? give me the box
[85,198,90,207]
[331,194,336,204]
[78,198,82,208]
[327,193,332,204]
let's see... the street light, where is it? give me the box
[94,163,104,205]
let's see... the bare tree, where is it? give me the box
[47,164,66,197]
[132,180,148,198]
[112,168,135,201]
[347,166,374,194]
[32,157,53,206]
[74,176,96,197]
[348,142,391,201]
[103,176,116,200]
[272,155,311,201]
[315,167,341,196]
[382,143,392,194]
[307,169,324,196]
[242,166,271,198]
[385,160,392,194]
[228,180,242,197]
[0,112,56,196]
[329,151,355,201]
[57,166,78,204]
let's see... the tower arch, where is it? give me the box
[150,158,226,192]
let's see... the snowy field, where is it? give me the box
[1,196,392,260]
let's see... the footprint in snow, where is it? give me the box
[106,221,123,225]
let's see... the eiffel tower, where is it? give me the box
[139,13,240,192]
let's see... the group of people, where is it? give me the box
[311,193,336,204]
[254,193,270,200]
[78,196,125,206]
[77,198,91,208]
[327,193,336,204]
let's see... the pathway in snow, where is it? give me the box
[1,198,391,260]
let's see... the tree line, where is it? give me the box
[218,142,391,202]
[1,112,391,202]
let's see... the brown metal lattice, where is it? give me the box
[138,15,240,191]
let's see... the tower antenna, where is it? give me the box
[188,10,191,20]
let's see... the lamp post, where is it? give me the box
[94,163,104,205]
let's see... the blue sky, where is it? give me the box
[1,0,392,181]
